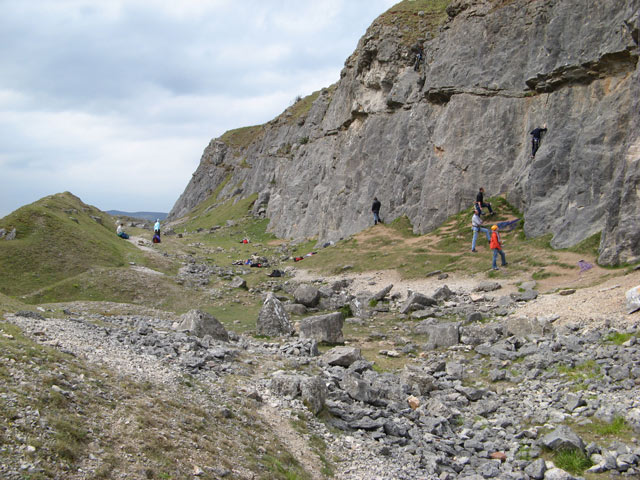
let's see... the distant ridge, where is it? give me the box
[107,210,168,221]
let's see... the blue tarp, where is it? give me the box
[496,219,521,232]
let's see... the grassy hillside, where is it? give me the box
[0,321,312,480]
[376,0,451,47]
[0,192,145,297]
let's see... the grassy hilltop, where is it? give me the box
[0,192,174,304]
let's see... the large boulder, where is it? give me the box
[426,322,460,350]
[432,285,454,301]
[300,376,327,415]
[506,316,551,337]
[269,373,327,415]
[626,285,640,313]
[177,310,229,342]
[294,284,321,308]
[541,425,586,452]
[257,293,294,336]
[299,312,344,343]
[322,346,363,367]
[269,373,303,398]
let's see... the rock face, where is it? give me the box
[169,0,640,265]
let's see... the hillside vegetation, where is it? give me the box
[0,192,174,302]
[0,189,620,320]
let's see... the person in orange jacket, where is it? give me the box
[490,224,507,270]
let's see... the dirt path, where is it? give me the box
[293,266,640,328]
[259,405,326,480]
[293,268,523,300]
[127,235,158,254]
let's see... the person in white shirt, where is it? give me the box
[116,223,129,239]
[471,211,490,252]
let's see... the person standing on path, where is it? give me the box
[490,225,507,270]
[476,187,494,215]
[154,219,161,234]
[372,197,382,225]
[471,211,491,252]
[530,124,547,158]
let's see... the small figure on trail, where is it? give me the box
[154,219,161,234]
[372,197,382,225]
[413,45,424,71]
[116,223,129,239]
[476,187,494,216]
[530,124,547,158]
[471,211,491,252]
[490,225,507,270]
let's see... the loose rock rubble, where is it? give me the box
[4,275,640,479]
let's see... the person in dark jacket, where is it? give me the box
[372,197,382,225]
[530,124,547,158]
[476,187,494,215]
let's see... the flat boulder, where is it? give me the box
[370,284,393,302]
[474,281,501,292]
[178,309,229,342]
[400,293,437,314]
[257,293,294,336]
[511,289,538,302]
[506,316,550,337]
[299,312,344,343]
[322,346,363,367]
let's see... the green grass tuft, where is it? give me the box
[552,449,593,475]
[604,332,633,345]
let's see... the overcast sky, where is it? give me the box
[0,0,397,217]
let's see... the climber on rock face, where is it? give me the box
[530,123,547,158]
[414,45,424,71]
[476,187,493,216]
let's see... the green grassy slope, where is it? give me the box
[0,192,141,297]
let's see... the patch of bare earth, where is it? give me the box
[294,264,640,330]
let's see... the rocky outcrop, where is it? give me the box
[177,309,229,342]
[170,0,640,265]
[257,293,293,337]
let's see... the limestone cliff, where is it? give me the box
[170,0,640,265]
